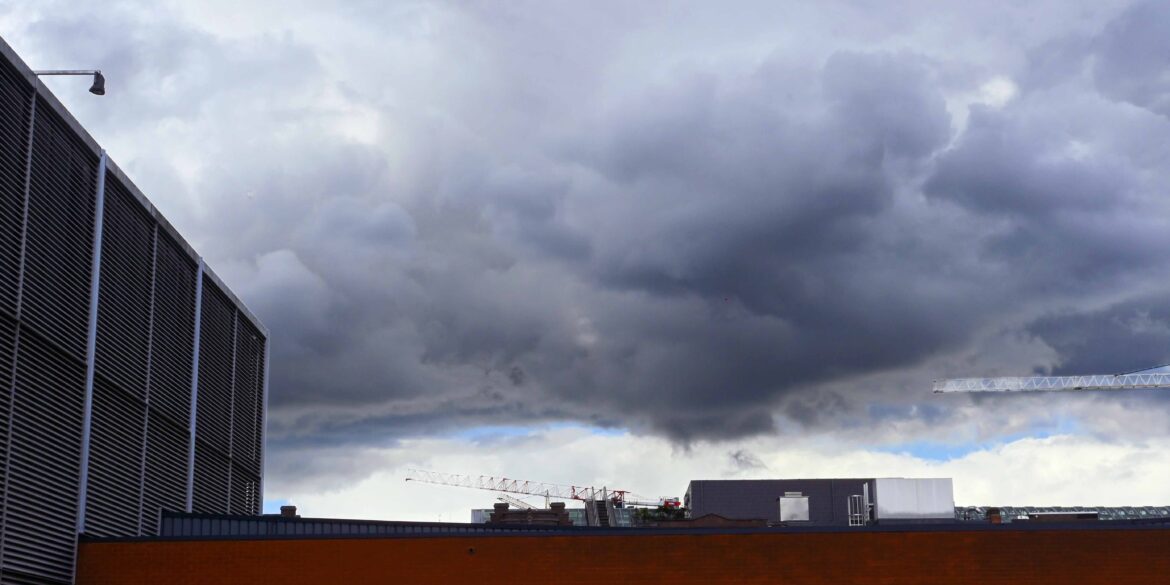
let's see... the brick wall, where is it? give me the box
[77,527,1170,584]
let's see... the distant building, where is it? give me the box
[472,506,635,527]
[685,478,955,526]
[488,502,574,526]
[637,513,768,528]
[0,35,268,585]
[956,505,1170,523]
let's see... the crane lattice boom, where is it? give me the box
[404,469,649,505]
[496,494,536,510]
[932,373,1170,393]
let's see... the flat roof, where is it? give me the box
[79,511,1170,543]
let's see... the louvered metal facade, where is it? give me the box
[0,36,269,584]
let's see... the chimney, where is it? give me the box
[494,503,509,512]
[550,502,565,511]
[280,505,298,518]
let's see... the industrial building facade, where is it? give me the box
[685,478,955,526]
[0,36,268,584]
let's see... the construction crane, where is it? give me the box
[403,469,663,507]
[496,494,536,510]
[933,369,1170,393]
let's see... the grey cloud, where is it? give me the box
[728,449,767,472]
[23,2,325,133]
[823,51,951,159]
[1093,0,1170,117]
[925,92,1170,292]
[1029,296,1170,378]
[926,107,1131,217]
[534,50,990,436]
[6,0,1170,478]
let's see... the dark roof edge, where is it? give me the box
[103,158,199,261]
[203,263,269,338]
[163,511,555,529]
[0,34,37,88]
[81,519,1170,544]
[0,33,101,155]
[687,478,877,484]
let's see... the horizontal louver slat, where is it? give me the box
[192,440,230,514]
[196,278,234,454]
[19,97,96,360]
[0,314,16,539]
[84,377,146,537]
[232,319,263,476]
[93,173,153,401]
[141,407,190,535]
[229,464,261,515]
[1,567,75,585]
[1,329,85,583]
[147,231,195,424]
[0,57,32,319]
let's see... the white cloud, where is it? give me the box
[979,76,1019,107]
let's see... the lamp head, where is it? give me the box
[88,71,105,96]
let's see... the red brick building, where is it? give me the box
[77,514,1170,584]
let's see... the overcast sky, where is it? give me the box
[4,0,1170,520]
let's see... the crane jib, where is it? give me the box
[932,373,1170,393]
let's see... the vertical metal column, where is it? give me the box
[224,310,238,513]
[258,334,270,514]
[11,80,36,323]
[185,259,204,512]
[75,150,107,534]
[135,225,159,534]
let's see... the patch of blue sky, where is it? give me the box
[544,421,627,436]
[877,417,1083,462]
[262,498,291,514]
[450,422,627,442]
[452,425,536,441]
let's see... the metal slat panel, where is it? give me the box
[83,377,146,537]
[19,97,96,360]
[228,464,259,515]
[191,439,229,513]
[195,278,234,454]
[0,55,32,320]
[140,407,189,535]
[0,314,16,548]
[231,319,264,477]
[192,276,235,515]
[147,232,196,425]
[1,569,69,585]
[93,173,153,400]
[1,329,85,583]
[0,41,268,583]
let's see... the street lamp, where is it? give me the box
[33,70,105,95]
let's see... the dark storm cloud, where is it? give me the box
[1093,0,1170,117]
[1023,295,1170,422]
[548,50,995,438]
[7,0,1170,456]
[1029,297,1170,377]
